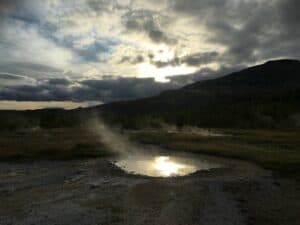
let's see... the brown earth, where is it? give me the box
[0,157,299,225]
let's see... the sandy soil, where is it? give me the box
[0,157,299,225]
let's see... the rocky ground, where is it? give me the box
[0,157,299,225]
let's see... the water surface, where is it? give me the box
[112,151,222,177]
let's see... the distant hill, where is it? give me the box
[96,59,300,128]
[184,59,300,93]
[0,59,299,130]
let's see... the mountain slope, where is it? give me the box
[183,59,300,93]
[96,59,300,128]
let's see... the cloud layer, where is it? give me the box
[0,0,299,103]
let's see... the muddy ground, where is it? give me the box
[0,157,299,225]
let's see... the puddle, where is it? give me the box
[111,151,223,177]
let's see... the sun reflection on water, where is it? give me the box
[112,153,221,177]
[153,156,190,177]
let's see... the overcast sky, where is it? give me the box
[0,0,299,103]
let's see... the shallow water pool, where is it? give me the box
[111,151,223,177]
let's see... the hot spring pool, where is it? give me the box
[111,151,223,177]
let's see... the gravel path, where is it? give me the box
[0,157,299,225]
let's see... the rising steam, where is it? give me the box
[86,117,138,154]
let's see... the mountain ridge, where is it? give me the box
[1,59,299,130]
[96,59,300,128]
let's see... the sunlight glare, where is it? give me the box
[138,64,196,82]
[154,156,184,177]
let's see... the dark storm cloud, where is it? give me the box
[170,0,300,64]
[87,0,112,13]
[74,40,118,62]
[279,0,300,30]
[0,76,180,102]
[122,9,177,45]
[0,0,44,26]
[121,51,219,69]
[86,0,125,14]
[77,77,179,102]
[0,76,179,102]
[171,0,273,63]
[47,78,71,86]
[149,51,218,68]
[0,0,23,14]
[0,72,24,80]
[0,65,242,103]
[119,55,144,65]
[182,51,219,66]
[151,57,180,68]
[0,72,36,86]
[0,83,72,101]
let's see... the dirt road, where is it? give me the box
[0,157,299,225]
